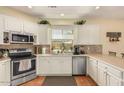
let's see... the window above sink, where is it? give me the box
[51,26,74,54]
[51,28,74,40]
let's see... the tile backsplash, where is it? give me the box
[74,45,102,54]
[0,44,102,54]
[0,44,34,53]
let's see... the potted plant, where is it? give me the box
[38,19,50,25]
[74,19,86,25]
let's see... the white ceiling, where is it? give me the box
[9,6,124,19]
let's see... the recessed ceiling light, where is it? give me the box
[95,6,100,10]
[60,13,64,16]
[28,6,32,9]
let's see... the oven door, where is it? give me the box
[11,58,36,80]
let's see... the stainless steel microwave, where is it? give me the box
[10,32,34,43]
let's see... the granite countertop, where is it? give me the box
[0,57,11,62]
[36,54,74,57]
[88,54,124,71]
[36,54,87,57]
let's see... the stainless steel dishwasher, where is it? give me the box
[72,56,86,75]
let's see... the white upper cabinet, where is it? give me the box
[75,24,101,45]
[23,21,38,34]
[0,15,4,44]
[23,21,38,35]
[37,25,51,44]
[4,15,23,32]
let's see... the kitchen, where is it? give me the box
[0,6,124,86]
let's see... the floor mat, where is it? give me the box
[43,76,77,86]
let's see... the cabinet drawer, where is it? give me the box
[107,66,122,79]
[38,57,48,61]
[98,62,107,70]
[51,57,72,62]
[89,58,98,65]
[123,72,124,80]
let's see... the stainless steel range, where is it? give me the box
[8,48,36,86]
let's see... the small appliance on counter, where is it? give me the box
[0,49,8,58]
[42,47,47,54]
[0,49,4,58]
[34,45,50,54]
[73,46,80,55]
[73,45,85,55]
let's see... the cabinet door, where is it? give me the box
[88,58,98,82]
[61,57,72,75]
[49,57,72,75]
[77,25,90,44]
[4,15,23,32]
[50,60,62,75]
[77,25,101,44]
[23,21,38,35]
[37,25,50,44]
[97,67,107,86]
[0,62,6,82]
[107,73,122,86]
[0,15,4,44]
[0,60,10,85]
[37,57,50,75]
[23,21,31,33]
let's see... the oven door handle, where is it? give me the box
[13,61,20,63]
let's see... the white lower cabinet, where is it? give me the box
[123,73,124,85]
[37,57,49,75]
[0,59,11,86]
[97,62,107,86]
[106,66,123,86]
[37,25,51,44]
[106,73,122,86]
[37,56,72,76]
[87,58,98,83]
[88,58,123,86]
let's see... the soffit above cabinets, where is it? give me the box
[8,6,124,19]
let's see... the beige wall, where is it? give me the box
[0,6,38,22]
[86,18,124,57]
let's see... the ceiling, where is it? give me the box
[9,6,124,19]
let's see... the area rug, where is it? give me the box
[43,76,77,86]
